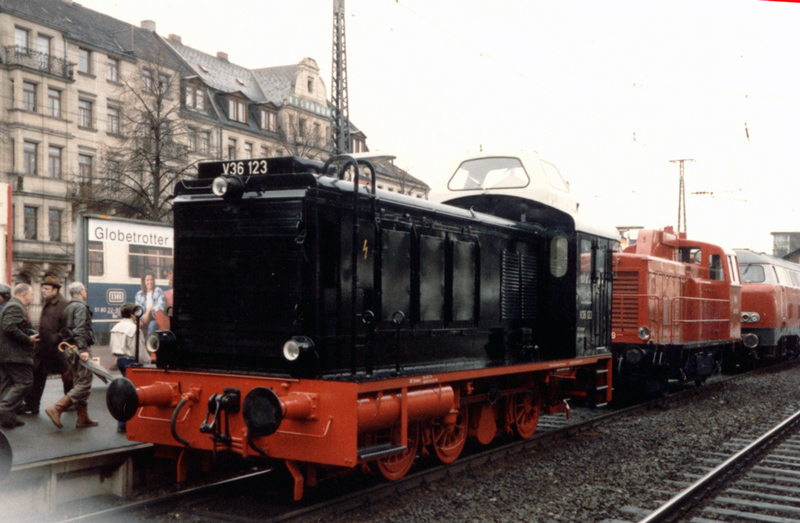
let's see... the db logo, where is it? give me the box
[106,289,126,304]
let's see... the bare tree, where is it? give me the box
[71,59,195,223]
[276,112,330,161]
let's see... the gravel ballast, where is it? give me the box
[324,366,800,523]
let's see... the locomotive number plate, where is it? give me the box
[217,159,269,176]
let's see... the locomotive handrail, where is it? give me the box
[613,293,733,345]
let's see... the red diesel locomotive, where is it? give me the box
[611,227,742,396]
[735,249,800,364]
[106,152,619,499]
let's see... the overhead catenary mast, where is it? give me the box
[670,159,694,234]
[330,0,351,155]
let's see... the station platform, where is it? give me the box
[3,345,141,467]
[0,346,154,519]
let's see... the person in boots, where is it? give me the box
[0,284,39,429]
[22,274,67,415]
[45,282,97,429]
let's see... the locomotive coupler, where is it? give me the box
[200,388,241,448]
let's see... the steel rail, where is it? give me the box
[50,359,800,522]
[638,405,800,523]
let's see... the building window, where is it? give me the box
[299,118,307,137]
[228,98,247,123]
[88,241,104,277]
[185,85,205,110]
[49,209,62,242]
[107,106,120,134]
[78,154,93,181]
[14,27,29,51]
[187,127,198,151]
[78,99,93,128]
[48,88,61,117]
[260,109,277,131]
[106,57,119,82]
[37,35,52,70]
[48,146,62,179]
[244,142,253,159]
[307,76,314,93]
[142,69,153,90]
[107,160,121,191]
[24,206,37,240]
[143,70,168,95]
[23,141,37,175]
[260,145,269,157]
[227,138,237,160]
[23,82,36,111]
[78,48,91,74]
[200,131,210,154]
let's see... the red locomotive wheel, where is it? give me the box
[430,409,468,464]
[372,423,420,481]
[509,389,540,440]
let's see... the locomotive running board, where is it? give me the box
[357,443,408,461]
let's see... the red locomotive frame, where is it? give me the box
[611,227,741,394]
[122,357,611,499]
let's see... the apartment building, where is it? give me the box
[0,0,429,300]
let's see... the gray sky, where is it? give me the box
[78,0,800,252]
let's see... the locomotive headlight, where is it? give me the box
[147,330,177,353]
[283,336,314,362]
[638,327,651,341]
[741,312,761,323]
[283,340,301,361]
[212,176,245,199]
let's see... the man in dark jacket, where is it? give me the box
[45,282,97,429]
[22,274,68,415]
[0,284,40,429]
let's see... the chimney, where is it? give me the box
[140,20,156,33]
[61,0,74,6]
[217,51,229,61]
[168,34,182,44]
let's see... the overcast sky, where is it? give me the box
[76,0,800,253]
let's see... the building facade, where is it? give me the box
[0,0,430,317]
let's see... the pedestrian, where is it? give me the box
[0,283,11,314]
[135,270,165,336]
[0,284,40,429]
[22,274,68,415]
[44,282,97,429]
[109,302,148,433]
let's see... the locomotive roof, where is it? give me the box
[735,248,800,270]
[188,155,620,242]
[428,151,618,241]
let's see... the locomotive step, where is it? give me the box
[358,443,409,461]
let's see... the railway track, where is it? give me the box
[42,362,800,523]
[607,403,800,523]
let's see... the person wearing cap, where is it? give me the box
[0,283,12,313]
[0,284,40,429]
[22,274,68,415]
[45,281,97,429]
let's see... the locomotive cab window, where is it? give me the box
[740,264,765,283]
[448,157,529,191]
[710,254,723,281]
[550,235,568,278]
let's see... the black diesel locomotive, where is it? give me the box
[107,153,618,499]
